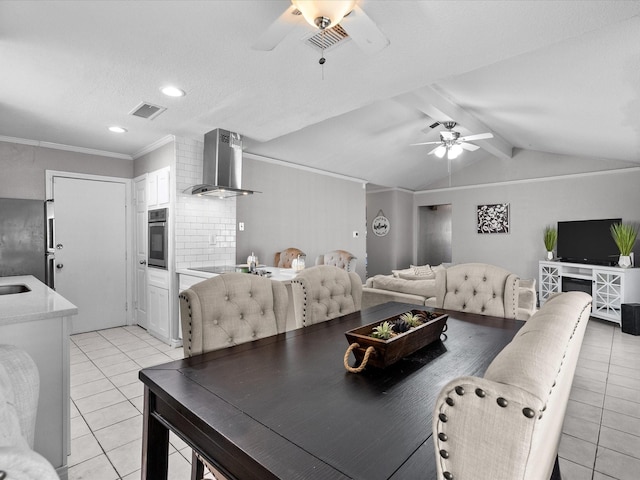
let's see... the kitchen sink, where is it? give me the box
[0,284,31,295]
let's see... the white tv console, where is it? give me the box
[539,260,640,325]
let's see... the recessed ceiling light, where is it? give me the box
[108,126,127,133]
[161,86,186,97]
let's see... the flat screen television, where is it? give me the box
[556,218,621,266]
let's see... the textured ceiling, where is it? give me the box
[1,1,639,190]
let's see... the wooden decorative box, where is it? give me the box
[344,309,448,369]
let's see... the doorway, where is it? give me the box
[50,174,128,334]
[417,204,452,266]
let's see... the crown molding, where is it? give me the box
[243,151,367,185]
[0,135,133,160]
[132,135,175,159]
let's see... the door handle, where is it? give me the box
[56,264,64,269]
[140,260,147,265]
[56,243,63,249]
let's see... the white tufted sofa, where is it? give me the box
[363,264,536,321]
[179,273,289,356]
[432,291,592,480]
[291,265,362,327]
[436,263,520,319]
[0,345,58,480]
[315,250,357,272]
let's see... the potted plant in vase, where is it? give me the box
[544,226,557,260]
[610,223,638,268]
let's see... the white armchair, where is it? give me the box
[0,345,58,480]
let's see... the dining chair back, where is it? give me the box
[291,265,362,327]
[274,247,306,268]
[315,250,357,272]
[179,273,288,357]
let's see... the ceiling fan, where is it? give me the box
[411,121,494,160]
[252,0,389,57]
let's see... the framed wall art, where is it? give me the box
[477,203,510,234]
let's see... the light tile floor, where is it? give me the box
[68,319,640,480]
[69,325,196,480]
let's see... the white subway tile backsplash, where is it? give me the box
[174,136,236,270]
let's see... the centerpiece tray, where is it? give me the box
[344,309,448,370]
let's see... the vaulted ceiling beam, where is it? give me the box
[396,86,513,160]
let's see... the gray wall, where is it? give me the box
[413,160,640,283]
[366,188,414,277]
[0,140,133,200]
[133,140,174,177]
[237,155,367,280]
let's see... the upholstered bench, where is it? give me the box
[432,291,592,480]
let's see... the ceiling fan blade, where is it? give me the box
[410,141,442,146]
[458,132,493,142]
[252,5,305,51]
[460,142,480,151]
[340,4,389,55]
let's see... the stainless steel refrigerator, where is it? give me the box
[0,197,55,287]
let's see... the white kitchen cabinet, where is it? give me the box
[539,260,640,324]
[0,276,77,479]
[148,166,170,208]
[148,268,170,341]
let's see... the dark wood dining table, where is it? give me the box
[139,302,523,480]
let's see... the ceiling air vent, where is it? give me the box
[304,24,350,52]
[129,102,166,120]
[429,121,441,129]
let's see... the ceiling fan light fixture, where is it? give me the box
[434,145,447,158]
[292,0,356,30]
[448,144,463,159]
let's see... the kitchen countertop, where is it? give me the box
[177,266,299,282]
[0,275,78,326]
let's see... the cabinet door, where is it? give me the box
[148,174,158,207]
[148,285,170,340]
[592,270,623,323]
[156,168,170,205]
[539,263,561,305]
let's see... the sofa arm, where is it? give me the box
[361,288,427,310]
[433,376,546,480]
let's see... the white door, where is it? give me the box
[134,176,148,328]
[53,176,127,334]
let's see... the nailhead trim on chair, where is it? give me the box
[433,300,592,479]
[179,293,193,355]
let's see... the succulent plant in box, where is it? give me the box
[392,318,411,334]
[399,312,423,328]
[371,321,394,340]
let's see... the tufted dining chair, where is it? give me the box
[179,273,288,357]
[435,263,520,319]
[291,265,362,327]
[274,247,306,268]
[315,250,357,272]
[179,273,288,480]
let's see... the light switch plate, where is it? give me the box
[239,222,245,231]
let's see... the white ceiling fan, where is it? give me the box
[252,0,389,56]
[411,121,494,160]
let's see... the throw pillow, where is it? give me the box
[392,268,414,278]
[411,264,435,279]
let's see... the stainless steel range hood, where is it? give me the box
[185,129,258,198]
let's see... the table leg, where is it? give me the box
[142,386,169,480]
[191,450,205,480]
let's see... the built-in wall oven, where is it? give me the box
[148,208,168,269]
